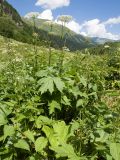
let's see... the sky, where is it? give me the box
[7,0,120,40]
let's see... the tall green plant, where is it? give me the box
[57,15,72,75]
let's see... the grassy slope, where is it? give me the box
[0,36,120,133]
[0,35,120,159]
[0,35,120,95]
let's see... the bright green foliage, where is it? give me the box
[50,144,80,160]
[53,77,65,92]
[24,130,35,143]
[14,139,30,151]
[36,116,53,128]
[37,76,65,94]
[0,35,120,159]
[35,137,48,153]
[38,77,54,94]
[110,143,120,160]
[52,121,69,144]
[0,113,7,126]
[4,125,15,140]
[49,100,61,114]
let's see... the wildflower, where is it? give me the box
[44,20,56,26]
[32,32,38,38]
[57,15,73,25]
[63,46,70,52]
[104,45,110,48]
[24,12,39,19]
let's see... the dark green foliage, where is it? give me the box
[0,17,34,42]
[0,0,21,22]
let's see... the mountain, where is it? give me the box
[91,37,115,45]
[0,0,21,23]
[0,0,37,43]
[23,17,94,50]
[0,0,95,51]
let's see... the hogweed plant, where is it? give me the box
[30,15,40,75]
[44,21,56,66]
[57,15,73,39]
[57,15,73,75]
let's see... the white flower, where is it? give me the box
[44,20,56,26]
[104,45,110,48]
[24,12,39,19]
[57,15,73,24]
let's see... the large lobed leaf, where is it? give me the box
[38,77,54,94]
[14,139,30,151]
[35,137,48,153]
[37,76,65,94]
[110,143,120,160]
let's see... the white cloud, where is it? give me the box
[56,17,120,40]
[80,32,87,36]
[66,20,82,34]
[24,9,53,20]
[35,0,70,10]
[55,17,81,34]
[57,17,120,40]
[38,9,53,20]
[80,19,120,40]
[82,19,106,37]
[104,16,120,25]
[24,12,120,40]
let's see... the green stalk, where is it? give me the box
[48,23,53,67]
[32,16,38,74]
[59,21,66,76]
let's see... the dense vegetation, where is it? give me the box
[0,35,120,160]
[0,1,120,160]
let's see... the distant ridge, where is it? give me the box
[91,37,116,45]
